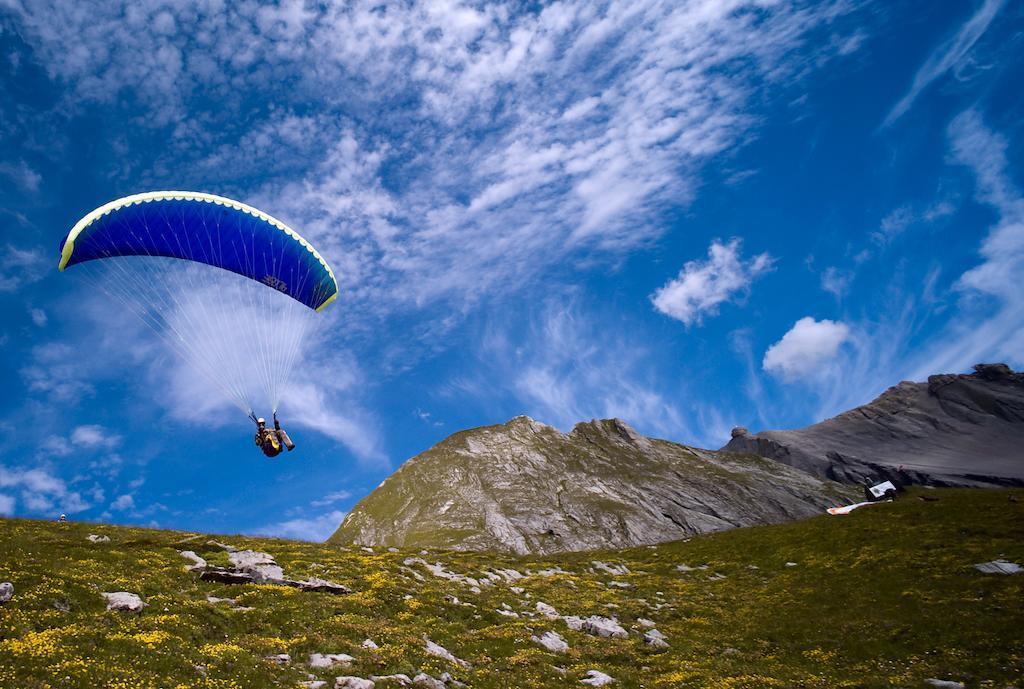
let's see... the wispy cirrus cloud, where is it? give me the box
[882,0,1007,126]
[7,0,862,322]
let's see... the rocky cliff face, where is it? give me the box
[331,417,854,554]
[722,364,1024,487]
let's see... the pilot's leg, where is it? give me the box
[277,429,296,451]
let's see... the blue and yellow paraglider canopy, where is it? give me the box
[58,191,338,312]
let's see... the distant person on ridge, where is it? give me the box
[253,413,295,457]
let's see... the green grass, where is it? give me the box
[1,488,1022,688]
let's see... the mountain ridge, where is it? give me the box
[331,416,854,554]
[722,363,1024,487]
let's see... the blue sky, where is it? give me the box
[1,0,1022,540]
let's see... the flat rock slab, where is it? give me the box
[581,670,615,686]
[102,591,145,613]
[309,653,354,668]
[564,615,628,639]
[335,679,375,689]
[532,630,569,653]
[87,534,110,543]
[974,560,1022,574]
[424,637,470,667]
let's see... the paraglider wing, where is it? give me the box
[58,191,338,312]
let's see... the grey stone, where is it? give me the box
[580,670,615,686]
[0,582,12,604]
[532,630,569,653]
[974,560,1022,574]
[564,615,628,639]
[102,591,145,613]
[424,637,470,668]
[180,551,207,571]
[335,678,374,689]
[361,638,379,650]
[924,680,965,689]
[87,534,110,543]
[229,550,285,583]
[265,653,291,665]
[536,601,559,618]
[309,653,354,668]
[412,673,446,689]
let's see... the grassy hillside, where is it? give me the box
[1,488,1022,688]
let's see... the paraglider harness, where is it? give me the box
[251,412,294,457]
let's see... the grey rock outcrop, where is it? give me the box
[722,364,1024,487]
[332,417,853,554]
[0,581,12,604]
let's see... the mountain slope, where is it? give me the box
[331,417,854,554]
[722,363,1024,487]
[1,489,1022,688]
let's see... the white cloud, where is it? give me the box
[883,0,1007,126]
[6,0,861,323]
[0,159,41,192]
[763,317,851,382]
[70,424,122,450]
[0,245,48,293]
[907,110,1024,375]
[110,494,135,511]
[0,494,14,515]
[468,299,697,443]
[254,509,346,542]
[651,239,774,326]
[310,490,352,508]
[820,266,853,299]
[873,201,955,245]
[29,307,47,327]
[0,464,90,515]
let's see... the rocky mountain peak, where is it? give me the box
[331,416,852,554]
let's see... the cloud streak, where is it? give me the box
[883,0,1006,126]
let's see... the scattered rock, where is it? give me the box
[785,562,798,567]
[496,608,519,617]
[608,581,632,588]
[413,673,446,689]
[300,682,327,689]
[52,599,70,612]
[388,547,399,553]
[637,618,656,628]
[361,638,379,650]
[644,629,669,648]
[229,550,285,583]
[974,560,1022,574]
[924,680,965,689]
[265,653,291,665]
[536,601,560,618]
[592,561,630,576]
[424,636,470,668]
[0,582,12,604]
[581,670,615,686]
[180,551,207,571]
[102,591,145,613]
[199,568,256,585]
[87,534,110,543]
[309,653,354,668]
[297,577,352,593]
[335,678,374,689]
[532,630,569,653]
[371,674,412,685]
[564,615,628,639]
[209,540,238,552]
[206,595,236,605]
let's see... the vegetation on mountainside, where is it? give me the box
[1,488,1022,688]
